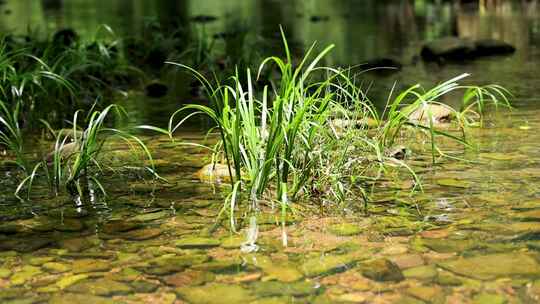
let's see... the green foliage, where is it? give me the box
[16,104,156,201]
[167,29,511,243]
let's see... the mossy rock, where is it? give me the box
[28,256,55,266]
[121,228,162,241]
[191,260,242,273]
[176,283,254,304]
[438,253,540,280]
[43,262,71,274]
[220,236,245,249]
[421,238,477,253]
[301,252,367,277]
[260,263,303,283]
[359,258,404,282]
[131,280,159,293]
[67,279,132,296]
[251,281,321,297]
[0,268,11,279]
[405,285,445,303]
[55,219,85,232]
[101,220,141,234]
[403,265,438,280]
[49,293,115,304]
[435,271,463,286]
[131,210,171,222]
[10,265,42,285]
[472,292,507,304]
[164,270,215,287]
[175,237,221,249]
[436,178,471,188]
[56,274,89,289]
[59,237,96,252]
[72,259,110,274]
[327,223,363,236]
[145,254,210,275]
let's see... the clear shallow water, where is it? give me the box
[1,1,540,303]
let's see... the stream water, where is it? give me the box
[1,1,540,303]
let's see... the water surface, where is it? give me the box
[1,1,540,303]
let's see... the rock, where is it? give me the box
[55,219,85,232]
[0,268,11,279]
[43,262,71,273]
[260,263,303,283]
[435,271,463,286]
[59,237,95,252]
[122,228,162,241]
[131,280,159,293]
[176,283,254,304]
[327,223,363,236]
[47,142,80,162]
[101,221,141,234]
[56,274,89,289]
[421,37,515,62]
[301,252,367,277]
[220,236,244,249]
[72,259,110,273]
[473,39,515,57]
[389,254,424,269]
[359,259,404,282]
[49,293,115,304]
[421,37,475,61]
[52,28,78,47]
[196,164,233,183]
[28,256,55,266]
[145,254,209,275]
[336,292,371,303]
[192,260,241,273]
[251,281,320,297]
[386,146,409,160]
[472,292,507,304]
[68,279,132,296]
[108,267,141,282]
[438,253,540,280]
[0,237,52,252]
[232,272,262,283]
[164,270,215,287]
[131,210,171,222]
[175,237,221,249]
[10,265,42,285]
[421,238,476,253]
[420,229,450,239]
[405,286,445,303]
[403,265,438,280]
[145,81,169,98]
[408,103,455,125]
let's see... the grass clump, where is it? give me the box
[167,29,510,245]
[15,104,156,202]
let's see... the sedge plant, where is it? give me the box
[166,29,511,246]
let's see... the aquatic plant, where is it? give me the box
[0,99,25,170]
[16,104,156,201]
[167,29,511,245]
